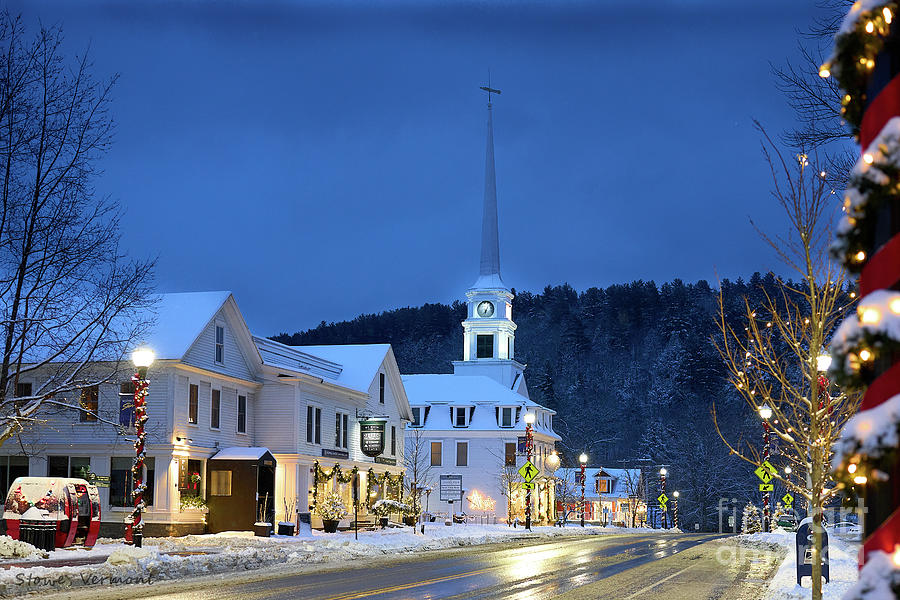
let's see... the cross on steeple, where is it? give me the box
[479,73,501,106]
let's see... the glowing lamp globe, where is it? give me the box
[784,466,792,474]
[758,404,773,420]
[524,412,536,425]
[673,491,679,498]
[816,352,832,372]
[547,452,560,469]
[579,453,588,465]
[132,348,155,368]
[659,467,667,476]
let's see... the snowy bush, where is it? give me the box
[741,503,762,534]
[843,550,900,600]
[372,499,410,517]
[315,492,347,521]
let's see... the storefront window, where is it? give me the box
[109,457,132,507]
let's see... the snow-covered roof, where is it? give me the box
[298,344,392,394]
[210,447,272,461]
[554,467,642,500]
[254,336,343,381]
[403,374,557,436]
[141,291,232,360]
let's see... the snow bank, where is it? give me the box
[0,536,39,559]
[734,529,861,600]
[0,524,656,595]
[843,550,900,599]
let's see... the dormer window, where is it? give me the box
[500,406,513,428]
[411,406,429,428]
[452,406,471,428]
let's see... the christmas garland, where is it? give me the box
[832,393,900,488]
[821,1,898,138]
[310,462,358,511]
[827,290,900,390]
[365,468,404,509]
[831,117,900,271]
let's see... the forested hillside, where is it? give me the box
[273,273,806,529]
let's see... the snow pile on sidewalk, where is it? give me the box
[734,529,861,600]
[0,523,660,595]
[0,536,39,559]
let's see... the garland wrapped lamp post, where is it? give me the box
[672,491,679,530]
[757,404,772,532]
[523,412,535,531]
[821,2,900,593]
[546,451,559,523]
[659,468,667,529]
[129,348,154,548]
[579,453,587,527]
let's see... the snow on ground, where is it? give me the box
[0,523,672,595]
[734,528,860,600]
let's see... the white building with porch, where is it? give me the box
[0,291,411,536]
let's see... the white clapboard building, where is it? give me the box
[403,100,560,523]
[0,291,411,536]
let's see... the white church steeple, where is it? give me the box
[453,90,527,395]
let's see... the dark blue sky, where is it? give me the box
[11,1,835,335]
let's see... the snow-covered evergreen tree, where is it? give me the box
[741,502,762,534]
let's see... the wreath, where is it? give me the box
[827,290,900,390]
[821,1,898,138]
[831,117,900,271]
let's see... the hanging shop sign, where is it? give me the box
[360,420,386,457]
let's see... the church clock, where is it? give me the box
[477,301,495,318]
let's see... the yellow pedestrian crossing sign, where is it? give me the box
[782,493,794,506]
[759,483,774,492]
[754,466,773,483]
[762,460,777,475]
[657,493,668,506]
[518,461,538,483]
[521,482,535,490]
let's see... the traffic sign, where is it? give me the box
[521,482,535,490]
[518,461,538,483]
[754,466,773,483]
[657,493,668,505]
[762,460,777,475]
[782,493,794,506]
[759,483,774,492]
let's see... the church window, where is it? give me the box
[500,407,513,428]
[476,334,494,359]
[504,442,516,466]
[430,442,442,466]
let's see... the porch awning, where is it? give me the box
[210,447,271,460]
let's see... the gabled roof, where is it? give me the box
[403,374,558,436]
[298,344,392,395]
[254,336,343,381]
[142,291,232,360]
[555,467,642,500]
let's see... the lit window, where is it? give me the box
[79,386,99,422]
[430,442,442,466]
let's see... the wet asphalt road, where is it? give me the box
[63,533,781,600]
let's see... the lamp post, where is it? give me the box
[758,403,773,532]
[673,491,679,530]
[659,468,667,529]
[129,347,154,548]
[547,451,560,524]
[579,453,588,527]
[523,412,535,531]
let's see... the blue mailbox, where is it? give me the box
[796,521,830,585]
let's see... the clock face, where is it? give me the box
[477,301,495,318]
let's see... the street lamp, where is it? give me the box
[579,453,588,527]
[523,412,535,531]
[659,468,668,529]
[672,491,679,530]
[816,351,832,373]
[758,403,772,532]
[129,347,154,548]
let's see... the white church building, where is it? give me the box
[403,98,560,523]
